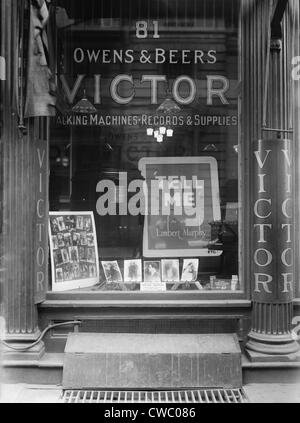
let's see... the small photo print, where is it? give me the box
[61,248,70,264]
[80,231,87,246]
[55,268,64,283]
[69,246,79,263]
[162,259,180,282]
[50,218,59,234]
[57,233,65,248]
[72,262,81,279]
[79,246,87,261]
[57,216,66,231]
[65,216,76,231]
[86,233,95,247]
[80,263,89,278]
[63,233,72,247]
[88,264,97,278]
[71,232,81,246]
[52,236,58,250]
[83,217,92,232]
[54,250,63,266]
[181,259,199,282]
[102,261,123,283]
[87,247,96,263]
[124,259,142,283]
[144,261,161,283]
[63,268,72,281]
[76,216,84,230]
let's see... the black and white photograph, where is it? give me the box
[52,235,58,250]
[102,261,123,283]
[162,259,180,282]
[80,263,89,278]
[79,246,87,261]
[1,0,300,407]
[86,232,95,246]
[65,215,76,230]
[72,262,81,279]
[87,247,96,263]
[63,232,72,247]
[181,259,199,282]
[55,268,64,283]
[69,246,79,263]
[84,216,92,232]
[80,231,88,246]
[48,212,99,292]
[61,248,70,264]
[89,264,97,278]
[144,261,161,283]
[53,250,63,267]
[50,217,59,234]
[71,232,81,246]
[57,216,66,232]
[124,259,142,282]
[63,268,71,281]
[76,215,84,230]
[57,233,65,248]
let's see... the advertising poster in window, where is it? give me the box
[49,212,99,291]
[139,157,222,257]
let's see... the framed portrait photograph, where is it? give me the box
[162,259,180,282]
[102,261,123,283]
[144,261,161,283]
[49,212,99,292]
[124,259,142,283]
[181,259,199,282]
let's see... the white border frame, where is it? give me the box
[49,211,100,292]
[124,259,143,283]
[181,258,199,282]
[161,259,180,282]
[101,260,123,283]
[138,157,222,258]
[143,260,162,283]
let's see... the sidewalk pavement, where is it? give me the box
[0,384,300,403]
[0,384,63,403]
[244,383,300,403]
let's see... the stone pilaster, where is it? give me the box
[1,119,46,361]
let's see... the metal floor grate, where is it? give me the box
[62,388,248,403]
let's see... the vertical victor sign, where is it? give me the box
[247,138,299,356]
[253,138,293,301]
[34,121,49,304]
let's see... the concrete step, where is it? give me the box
[3,352,300,386]
[62,333,242,389]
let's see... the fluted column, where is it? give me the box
[246,138,299,356]
[243,0,300,359]
[1,0,47,361]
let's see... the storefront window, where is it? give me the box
[49,0,242,294]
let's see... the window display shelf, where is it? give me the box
[42,289,250,307]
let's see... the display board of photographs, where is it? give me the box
[49,212,99,291]
[100,259,240,292]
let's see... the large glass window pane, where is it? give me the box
[49,0,242,293]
